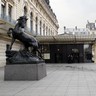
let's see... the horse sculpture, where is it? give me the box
[8,16,39,53]
[6,16,43,64]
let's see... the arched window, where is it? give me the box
[49,28,50,36]
[40,21,42,35]
[35,17,38,35]
[30,12,33,32]
[46,26,48,36]
[43,23,45,36]
[24,6,27,16]
[51,30,52,35]
[8,4,12,22]
[1,0,6,19]
[23,6,27,27]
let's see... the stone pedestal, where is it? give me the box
[4,63,46,81]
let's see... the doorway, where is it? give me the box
[49,44,84,63]
[71,49,79,63]
[55,53,63,63]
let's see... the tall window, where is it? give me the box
[49,28,50,36]
[1,3,5,18]
[46,26,48,36]
[40,21,42,35]
[30,12,33,32]
[35,17,38,35]
[8,4,12,22]
[24,6,27,27]
[43,23,45,36]
[24,6,27,16]
[51,30,52,35]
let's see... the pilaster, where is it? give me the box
[6,2,8,16]
[94,42,96,63]
[12,5,16,20]
[0,0,1,16]
[27,7,30,30]
[38,17,40,35]
[33,16,36,35]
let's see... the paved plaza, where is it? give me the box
[0,63,96,96]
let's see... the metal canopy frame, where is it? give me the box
[36,35,96,44]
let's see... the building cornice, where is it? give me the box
[38,0,59,28]
[27,0,59,28]
[6,0,14,5]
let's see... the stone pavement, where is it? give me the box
[0,63,96,96]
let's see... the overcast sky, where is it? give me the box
[50,0,96,34]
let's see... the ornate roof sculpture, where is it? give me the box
[45,0,50,5]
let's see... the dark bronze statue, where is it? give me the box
[8,16,38,52]
[6,16,44,64]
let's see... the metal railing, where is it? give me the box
[0,14,16,25]
[0,14,43,37]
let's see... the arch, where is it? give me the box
[24,6,27,16]
[30,12,33,19]
[43,23,45,36]
[35,16,38,35]
[40,20,42,35]
[49,28,50,36]
[8,4,12,22]
[46,26,48,36]
[1,0,6,19]
[30,12,33,32]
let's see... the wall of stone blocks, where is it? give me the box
[0,38,22,67]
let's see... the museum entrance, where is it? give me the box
[40,44,92,63]
[71,49,79,63]
[50,44,84,63]
[55,53,63,63]
[54,49,80,63]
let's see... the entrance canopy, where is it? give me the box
[36,34,96,44]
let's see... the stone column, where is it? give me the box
[0,0,1,16]
[33,16,36,35]
[94,42,96,63]
[12,5,16,20]
[38,17,40,35]
[27,7,30,32]
[6,2,8,20]
[41,21,44,36]
[21,0,24,16]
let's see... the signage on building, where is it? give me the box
[44,53,50,59]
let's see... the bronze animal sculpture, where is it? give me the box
[8,16,38,53]
[6,16,43,64]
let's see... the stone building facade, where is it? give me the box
[86,21,96,35]
[63,26,89,35]
[0,0,59,67]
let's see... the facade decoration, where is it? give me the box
[0,0,59,67]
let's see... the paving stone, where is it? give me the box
[0,63,96,96]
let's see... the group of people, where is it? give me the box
[67,54,79,63]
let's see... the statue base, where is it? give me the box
[4,63,46,81]
[6,50,45,64]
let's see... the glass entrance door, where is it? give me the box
[55,53,63,63]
